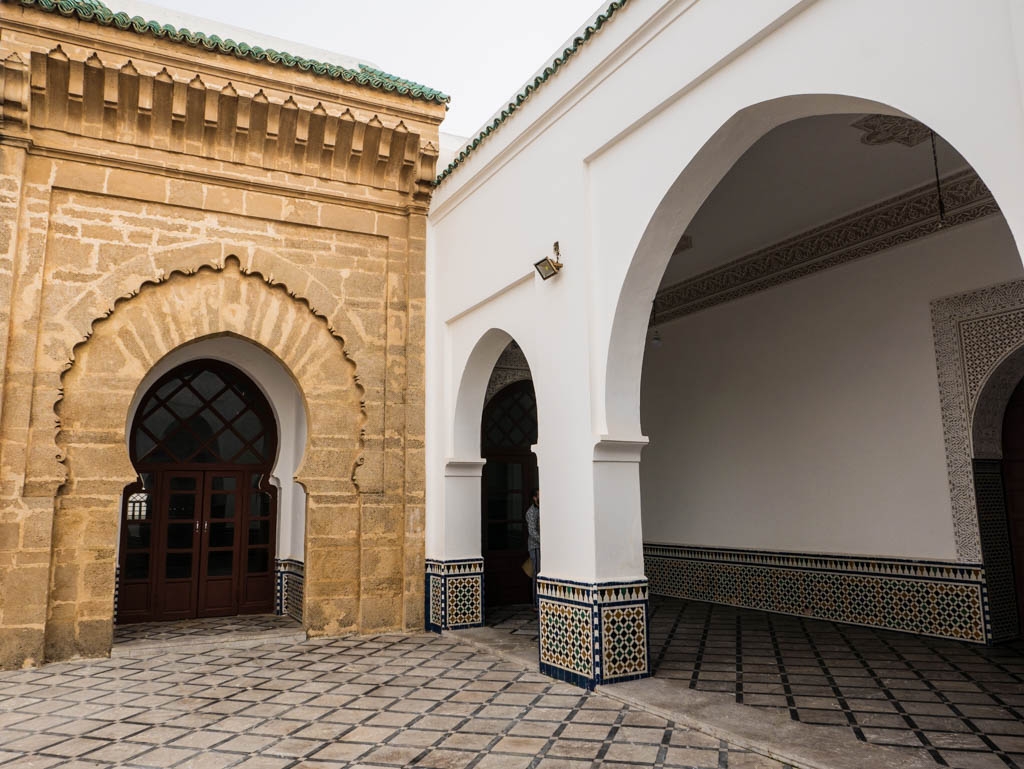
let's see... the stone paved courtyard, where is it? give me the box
[0,630,792,769]
[488,598,1024,769]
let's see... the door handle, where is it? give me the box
[204,521,209,532]
[195,520,200,533]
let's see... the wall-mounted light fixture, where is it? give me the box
[534,241,563,280]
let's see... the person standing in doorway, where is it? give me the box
[525,488,540,609]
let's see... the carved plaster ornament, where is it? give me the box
[851,114,931,147]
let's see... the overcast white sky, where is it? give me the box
[114,0,607,140]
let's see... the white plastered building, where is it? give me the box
[424,0,1024,688]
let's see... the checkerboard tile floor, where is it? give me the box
[487,598,1024,768]
[0,631,792,769]
[485,605,540,640]
[114,614,302,647]
[650,597,1024,769]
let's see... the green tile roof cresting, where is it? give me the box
[13,0,450,104]
[435,0,630,186]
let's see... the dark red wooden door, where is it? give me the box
[117,360,278,624]
[197,471,244,617]
[159,470,204,620]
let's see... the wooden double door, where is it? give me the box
[118,358,279,624]
[118,469,276,623]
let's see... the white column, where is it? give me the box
[593,438,648,581]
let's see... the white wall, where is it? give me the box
[427,0,1024,578]
[123,335,308,562]
[640,216,1022,558]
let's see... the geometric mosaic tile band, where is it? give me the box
[973,460,1020,642]
[275,559,304,624]
[644,543,989,644]
[424,558,484,633]
[538,575,650,689]
[931,277,1024,563]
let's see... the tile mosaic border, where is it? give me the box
[932,277,1024,563]
[972,460,1019,642]
[275,558,304,623]
[644,543,989,643]
[425,558,484,632]
[538,575,650,689]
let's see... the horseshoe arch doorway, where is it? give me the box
[117,359,279,623]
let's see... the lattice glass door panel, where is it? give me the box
[117,489,154,621]
[131,360,277,469]
[240,473,276,613]
[198,472,243,617]
[160,471,203,620]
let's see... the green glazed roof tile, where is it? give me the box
[15,0,450,104]
[436,0,629,186]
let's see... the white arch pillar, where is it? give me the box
[526,436,651,689]
[424,459,487,632]
[425,329,515,633]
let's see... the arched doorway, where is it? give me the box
[117,359,279,623]
[481,380,538,605]
[617,104,1022,644]
[1000,378,1024,636]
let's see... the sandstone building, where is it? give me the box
[0,0,444,668]
[6,0,1024,710]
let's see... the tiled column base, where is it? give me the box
[275,559,304,623]
[538,576,650,689]
[425,558,484,632]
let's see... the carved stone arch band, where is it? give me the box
[47,257,366,661]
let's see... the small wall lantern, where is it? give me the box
[534,242,563,280]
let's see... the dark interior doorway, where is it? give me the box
[481,380,537,606]
[1001,377,1024,636]
[117,359,279,624]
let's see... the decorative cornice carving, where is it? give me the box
[653,169,997,324]
[0,52,29,135]
[851,114,931,147]
[25,46,439,200]
[484,341,532,405]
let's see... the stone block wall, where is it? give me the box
[0,4,443,668]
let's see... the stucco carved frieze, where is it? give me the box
[850,114,931,147]
[25,45,439,199]
[654,169,997,324]
[932,278,1024,562]
[973,347,1024,460]
[484,341,532,405]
